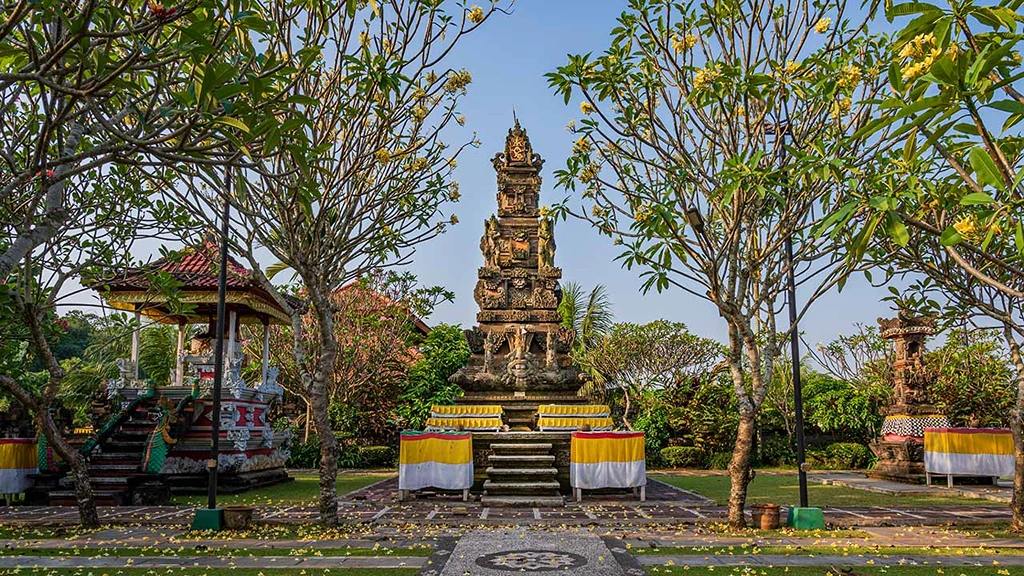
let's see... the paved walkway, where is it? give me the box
[0,501,1011,527]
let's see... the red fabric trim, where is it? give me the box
[401,432,471,441]
[924,427,1012,435]
[0,438,34,445]
[571,431,644,440]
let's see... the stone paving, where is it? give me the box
[0,500,1011,527]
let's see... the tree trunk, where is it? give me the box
[727,411,756,528]
[304,400,312,443]
[310,379,339,525]
[39,408,100,528]
[1003,326,1024,532]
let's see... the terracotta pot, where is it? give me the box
[222,506,255,530]
[750,504,781,530]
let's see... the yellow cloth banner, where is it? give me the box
[399,432,473,465]
[925,428,1013,455]
[537,417,614,430]
[430,405,503,416]
[571,432,645,464]
[425,417,502,430]
[0,439,36,470]
[538,405,610,416]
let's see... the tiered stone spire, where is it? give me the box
[451,119,581,402]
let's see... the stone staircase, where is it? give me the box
[50,398,166,506]
[481,441,563,506]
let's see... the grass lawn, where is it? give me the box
[648,568,1016,575]
[0,545,433,557]
[171,472,389,506]
[654,473,982,507]
[634,545,1024,557]
[0,565,417,569]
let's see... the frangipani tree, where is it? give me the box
[547,0,887,526]
[179,0,507,524]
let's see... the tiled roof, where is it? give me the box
[98,240,255,291]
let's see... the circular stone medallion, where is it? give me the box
[475,549,588,572]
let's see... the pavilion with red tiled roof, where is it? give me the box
[93,239,293,326]
[90,239,295,388]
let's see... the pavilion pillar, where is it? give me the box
[227,310,237,363]
[175,322,186,386]
[131,308,141,380]
[261,319,270,386]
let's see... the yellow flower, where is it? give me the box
[837,64,862,89]
[449,214,459,224]
[671,33,698,53]
[539,205,551,217]
[358,31,369,46]
[443,69,473,93]
[831,96,852,118]
[815,17,831,33]
[899,33,936,59]
[374,148,391,163]
[580,101,596,115]
[692,65,722,90]
[467,5,484,24]
[572,137,592,154]
[410,104,428,123]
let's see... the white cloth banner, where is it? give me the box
[398,461,473,491]
[570,461,646,490]
[0,468,36,494]
[924,452,1015,477]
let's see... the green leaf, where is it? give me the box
[265,261,292,280]
[884,212,910,246]
[940,225,962,246]
[215,117,250,134]
[959,191,994,205]
[968,148,1003,188]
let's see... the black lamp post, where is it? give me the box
[773,117,824,529]
[192,168,231,531]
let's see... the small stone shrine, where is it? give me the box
[870,312,950,482]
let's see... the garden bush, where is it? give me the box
[757,436,795,467]
[660,446,704,468]
[358,445,396,468]
[708,451,732,470]
[287,437,321,469]
[825,442,875,470]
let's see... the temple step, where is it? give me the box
[486,467,558,480]
[480,495,565,507]
[488,454,554,467]
[491,443,552,455]
[483,480,561,496]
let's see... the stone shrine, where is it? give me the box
[446,119,587,505]
[451,118,583,428]
[870,312,950,482]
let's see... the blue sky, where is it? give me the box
[403,0,901,349]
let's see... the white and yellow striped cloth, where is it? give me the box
[570,431,646,490]
[0,439,37,494]
[425,417,503,431]
[430,405,503,419]
[538,405,610,418]
[537,417,614,431]
[924,427,1014,477]
[398,431,473,491]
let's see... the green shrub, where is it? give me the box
[287,437,321,469]
[660,446,704,468]
[709,451,732,470]
[757,436,795,467]
[825,442,875,470]
[358,445,396,468]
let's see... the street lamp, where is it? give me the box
[192,168,232,531]
[769,119,824,529]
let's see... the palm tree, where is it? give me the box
[558,282,613,397]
